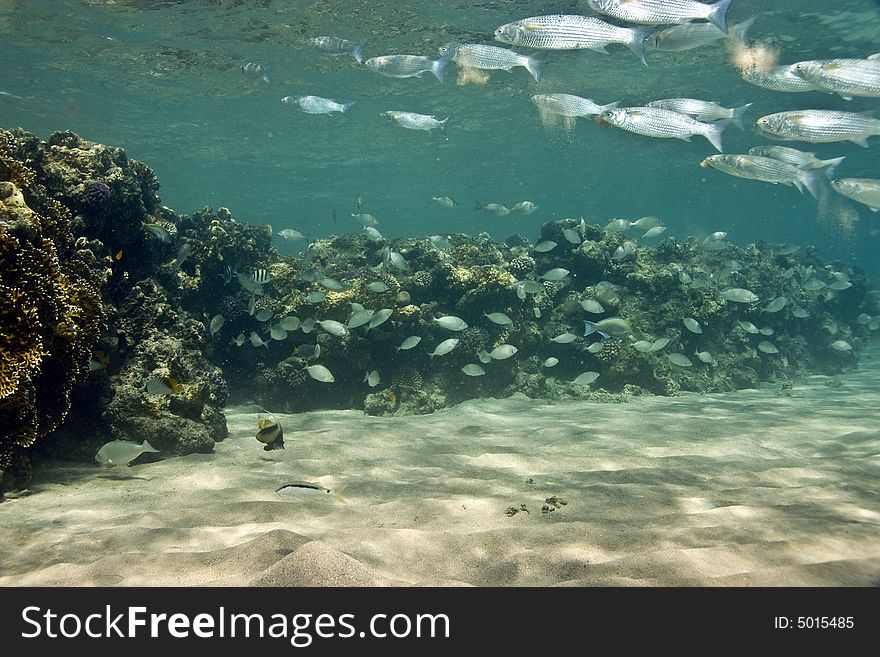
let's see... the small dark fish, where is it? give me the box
[331,208,337,224]
[276,481,347,502]
[216,265,233,284]
[256,416,284,451]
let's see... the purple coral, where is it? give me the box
[80,181,111,213]
[204,369,229,406]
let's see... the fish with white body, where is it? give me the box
[646,98,751,131]
[489,344,518,360]
[667,353,693,367]
[305,364,335,383]
[306,36,366,64]
[647,16,755,51]
[791,58,880,100]
[209,314,225,338]
[475,202,509,216]
[427,338,459,358]
[741,65,817,93]
[365,54,449,81]
[351,212,379,227]
[599,107,728,152]
[720,288,758,303]
[317,319,349,336]
[755,110,880,147]
[493,14,652,65]
[364,370,380,387]
[700,154,835,198]
[510,201,539,215]
[585,0,734,32]
[484,312,513,326]
[583,317,632,338]
[278,228,306,241]
[748,146,845,174]
[439,43,542,81]
[461,364,486,377]
[241,62,271,85]
[282,95,353,116]
[572,371,600,386]
[381,111,449,134]
[432,196,458,208]
[368,308,393,329]
[434,315,468,331]
[831,179,880,212]
[276,481,347,502]
[531,93,619,118]
[397,335,422,351]
[95,440,159,466]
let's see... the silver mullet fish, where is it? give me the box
[791,58,880,100]
[493,14,652,66]
[586,0,734,32]
[646,98,752,130]
[531,93,619,118]
[755,110,880,147]
[700,154,834,198]
[364,54,449,81]
[306,37,366,64]
[439,43,543,81]
[599,107,728,152]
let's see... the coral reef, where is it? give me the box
[1,127,877,496]
[0,129,230,494]
[0,130,108,493]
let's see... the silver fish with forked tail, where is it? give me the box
[364,54,449,81]
[494,14,652,66]
[599,107,728,152]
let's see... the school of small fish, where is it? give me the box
[177,1,880,405]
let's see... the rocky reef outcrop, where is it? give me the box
[0,129,229,494]
[1,127,877,496]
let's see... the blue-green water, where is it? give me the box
[1,0,879,282]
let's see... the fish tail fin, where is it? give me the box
[432,54,451,82]
[821,156,846,178]
[732,103,752,131]
[341,101,355,117]
[704,119,729,153]
[583,320,597,337]
[332,484,348,503]
[627,27,652,67]
[801,165,834,200]
[525,52,543,82]
[352,40,366,65]
[708,0,733,33]
[439,116,449,135]
[727,16,756,46]
[142,440,160,453]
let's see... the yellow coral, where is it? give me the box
[396,304,420,318]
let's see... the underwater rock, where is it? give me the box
[0,132,108,493]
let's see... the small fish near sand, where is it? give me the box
[276,481,347,503]
[256,416,284,451]
[95,440,160,466]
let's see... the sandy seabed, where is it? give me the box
[1,352,878,587]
